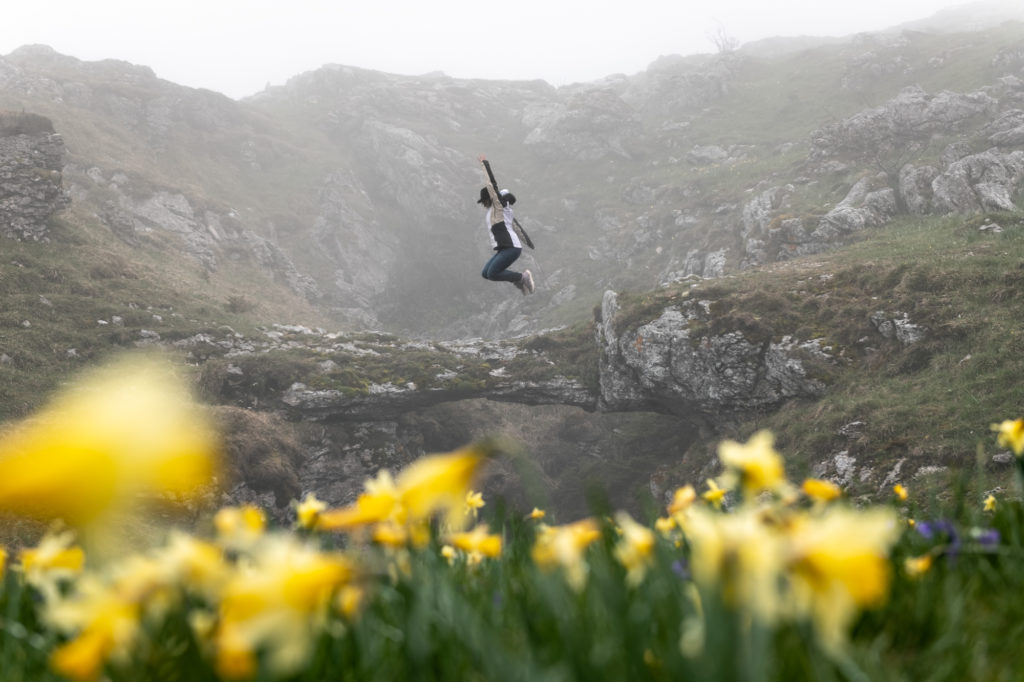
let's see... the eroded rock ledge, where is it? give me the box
[183,288,834,428]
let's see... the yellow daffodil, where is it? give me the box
[317,470,401,531]
[464,490,485,517]
[19,530,85,576]
[319,443,490,537]
[893,484,908,502]
[19,530,86,600]
[613,512,655,586]
[904,554,933,579]
[654,516,677,535]
[702,479,726,509]
[801,478,842,503]
[526,507,546,521]
[717,430,786,497]
[531,518,602,591]
[992,418,1024,456]
[295,493,327,530]
[786,507,900,653]
[158,532,229,599]
[684,505,786,622]
[0,354,218,531]
[372,521,412,548]
[215,630,258,681]
[44,530,232,682]
[396,444,488,527]
[0,546,5,579]
[214,505,266,550]
[984,494,997,512]
[49,586,141,682]
[441,544,458,565]
[667,485,696,516]
[215,535,357,679]
[337,584,366,620]
[447,524,502,559]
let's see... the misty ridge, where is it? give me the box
[0,1,1024,517]
[0,2,1017,341]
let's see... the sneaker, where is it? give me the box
[522,270,535,294]
[513,278,526,295]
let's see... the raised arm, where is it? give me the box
[479,156,503,207]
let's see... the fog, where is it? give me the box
[1,0,1012,99]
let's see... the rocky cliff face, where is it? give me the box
[595,291,827,421]
[738,76,1024,267]
[0,113,68,240]
[5,32,1024,338]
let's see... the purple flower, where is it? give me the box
[969,527,1001,547]
[915,519,957,541]
[671,559,690,581]
[916,519,962,563]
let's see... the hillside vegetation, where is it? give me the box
[609,210,1024,505]
[0,15,1022,520]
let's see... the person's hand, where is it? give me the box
[478,154,487,162]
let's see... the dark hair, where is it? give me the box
[500,191,516,206]
[477,187,492,207]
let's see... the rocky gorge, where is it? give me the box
[1,13,1024,519]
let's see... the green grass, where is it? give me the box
[603,210,1024,506]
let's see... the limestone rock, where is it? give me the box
[931,148,1024,214]
[0,120,69,240]
[596,291,827,420]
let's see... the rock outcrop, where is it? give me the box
[0,112,69,240]
[595,291,827,421]
[930,148,1024,214]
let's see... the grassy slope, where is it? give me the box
[0,202,334,422]
[607,209,1024,505]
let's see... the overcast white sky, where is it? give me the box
[0,0,1006,99]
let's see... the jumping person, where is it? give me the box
[478,156,534,295]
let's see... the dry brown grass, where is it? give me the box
[211,406,306,508]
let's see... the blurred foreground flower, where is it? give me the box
[531,518,602,591]
[701,479,726,509]
[45,532,229,682]
[683,427,902,655]
[214,535,358,679]
[667,485,696,518]
[295,493,327,530]
[526,507,546,521]
[215,505,267,551]
[317,443,491,541]
[802,478,842,503]
[19,529,85,599]
[786,507,900,652]
[904,554,933,579]
[464,490,485,518]
[685,506,786,622]
[717,430,786,498]
[613,512,655,586]
[446,523,502,561]
[992,418,1024,456]
[0,354,218,531]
